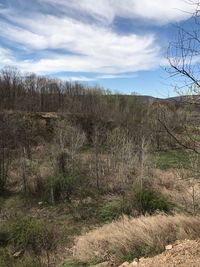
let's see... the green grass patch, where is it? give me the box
[98,199,129,222]
[134,188,174,215]
[152,150,193,170]
[120,245,157,263]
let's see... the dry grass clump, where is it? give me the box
[75,213,200,263]
[153,169,200,214]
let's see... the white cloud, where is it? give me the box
[58,75,95,82]
[0,47,14,66]
[0,0,194,77]
[0,21,47,50]
[97,73,138,79]
[41,0,115,24]
[0,13,161,74]
[42,0,195,24]
[56,73,138,81]
[114,0,195,24]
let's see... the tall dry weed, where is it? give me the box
[75,213,200,263]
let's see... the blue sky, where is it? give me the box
[0,0,197,97]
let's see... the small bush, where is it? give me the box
[46,173,77,203]
[121,248,151,263]
[134,188,173,214]
[98,200,130,222]
[8,216,57,255]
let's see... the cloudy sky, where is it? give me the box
[0,0,197,96]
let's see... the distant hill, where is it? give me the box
[127,94,200,106]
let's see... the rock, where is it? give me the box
[129,260,138,266]
[139,257,145,262]
[13,250,23,258]
[165,244,173,250]
[82,197,93,204]
[92,262,112,267]
[119,262,130,267]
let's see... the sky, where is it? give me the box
[0,0,197,97]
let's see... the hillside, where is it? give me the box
[1,71,200,267]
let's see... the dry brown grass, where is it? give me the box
[153,169,200,214]
[74,213,200,263]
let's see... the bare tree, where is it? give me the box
[164,1,200,152]
[167,1,200,93]
[48,118,86,203]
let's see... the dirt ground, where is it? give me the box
[94,239,200,267]
[136,239,200,267]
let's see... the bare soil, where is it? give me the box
[137,239,200,267]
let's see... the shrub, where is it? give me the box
[8,216,57,257]
[98,200,130,222]
[75,214,200,263]
[134,188,173,214]
[46,173,77,203]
